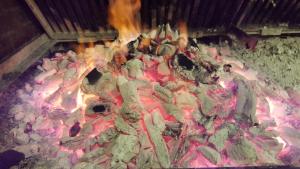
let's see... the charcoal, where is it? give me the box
[115,116,137,135]
[177,53,195,70]
[227,138,257,164]
[144,114,170,168]
[223,64,232,72]
[73,162,98,169]
[156,44,176,56]
[189,134,208,144]
[0,149,25,169]
[157,62,171,76]
[154,84,173,103]
[97,127,118,145]
[222,123,238,137]
[111,134,139,168]
[81,72,116,94]
[234,78,257,125]
[24,122,32,133]
[194,87,215,116]
[80,148,105,162]
[163,122,182,138]
[204,117,214,134]
[192,110,206,125]
[139,132,152,149]
[152,111,166,132]
[136,149,154,169]
[85,101,110,116]
[120,103,141,122]
[126,59,144,79]
[197,146,221,164]
[92,105,106,112]
[163,103,184,123]
[208,128,229,151]
[60,136,85,149]
[69,122,81,137]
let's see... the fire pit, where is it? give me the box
[1,0,300,168]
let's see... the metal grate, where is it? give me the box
[26,0,300,41]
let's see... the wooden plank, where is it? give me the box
[25,0,55,38]
[0,34,56,91]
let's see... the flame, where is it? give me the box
[178,21,188,49]
[108,0,141,45]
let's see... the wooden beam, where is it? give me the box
[25,0,55,38]
[0,34,56,91]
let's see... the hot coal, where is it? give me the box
[92,105,106,112]
[86,68,102,85]
[69,122,81,137]
[223,64,232,72]
[176,54,195,70]
[24,122,32,133]
[0,150,25,169]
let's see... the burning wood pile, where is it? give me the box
[6,22,300,169]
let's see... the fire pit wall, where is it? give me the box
[0,0,300,168]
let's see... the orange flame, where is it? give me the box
[178,21,188,49]
[108,0,141,45]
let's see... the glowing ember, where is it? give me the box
[6,22,300,169]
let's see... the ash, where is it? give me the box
[3,24,300,168]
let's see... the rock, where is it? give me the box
[208,128,229,151]
[111,134,139,168]
[157,62,171,76]
[163,103,184,123]
[154,84,173,103]
[197,146,221,164]
[227,138,257,164]
[115,116,137,135]
[144,114,170,168]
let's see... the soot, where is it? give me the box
[86,68,102,85]
[177,54,195,70]
[93,105,106,112]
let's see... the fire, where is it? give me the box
[108,0,141,45]
[178,21,188,49]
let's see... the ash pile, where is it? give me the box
[6,24,300,168]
